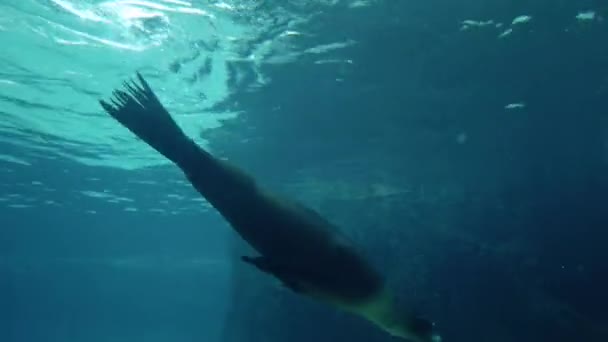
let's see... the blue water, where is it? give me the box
[1,1,607,342]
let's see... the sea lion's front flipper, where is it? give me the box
[241,256,305,293]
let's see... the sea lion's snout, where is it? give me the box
[408,315,441,342]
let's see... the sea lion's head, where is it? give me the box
[378,311,441,342]
[350,286,441,342]
[403,315,441,342]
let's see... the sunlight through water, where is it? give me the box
[0,0,353,169]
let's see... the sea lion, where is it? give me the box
[99,73,441,342]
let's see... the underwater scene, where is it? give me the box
[1,1,607,341]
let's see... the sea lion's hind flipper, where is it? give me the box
[241,256,305,293]
[99,73,192,165]
[241,255,275,274]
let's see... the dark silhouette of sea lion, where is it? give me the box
[99,73,441,342]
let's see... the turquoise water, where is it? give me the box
[1,0,295,168]
[1,1,608,342]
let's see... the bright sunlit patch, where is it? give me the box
[38,14,155,50]
[75,30,152,50]
[460,19,495,30]
[100,0,212,18]
[349,0,371,8]
[505,103,526,110]
[305,40,357,54]
[512,15,532,25]
[99,1,165,21]
[280,30,303,37]
[576,11,596,21]
[498,28,513,38]
[0,154,31,165]
[80,190,134,204]
[213,2,235,11]
[51,0,110,22]
[55,38,89,45]
[7,204,33,209]
[161,0,191,6]
[80,190,112,199]
[456,132,468,144]
[175,7,209,15]
[314,59,354,65]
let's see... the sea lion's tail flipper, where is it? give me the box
[99,73,196,165]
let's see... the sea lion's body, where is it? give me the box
[99,74,440,342]
[174,132,384,304]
